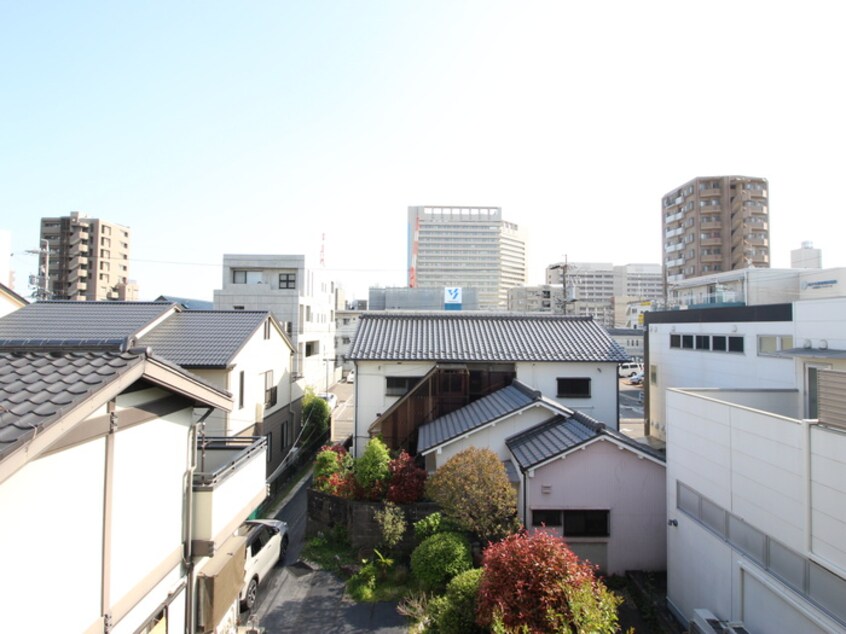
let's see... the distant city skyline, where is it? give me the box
[2,2,843,300]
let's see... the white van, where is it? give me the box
[618,362,643,378]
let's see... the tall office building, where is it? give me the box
[39,211,137,301]
[408,206,527,310]
[661,176,769,291]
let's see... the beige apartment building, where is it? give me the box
[662,176,769,292]
[39,211,137,301]
[408,206,527,311]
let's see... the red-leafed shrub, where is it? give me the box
[476,530,621,633]
[386,451,427,504]
[314,445,355,498]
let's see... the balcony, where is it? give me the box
[192,436,268,556]
[699,187,721,197]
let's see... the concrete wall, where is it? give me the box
[666,388,846,632]
[523,439,666,574]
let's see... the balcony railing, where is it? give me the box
[192,436,268,553]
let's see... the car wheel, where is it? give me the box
[279,535,289,564]
[629,372,636,377]
[243,577,258,611]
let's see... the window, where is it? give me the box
[233,270,262,284]
[556,378,591,398]
[682,335,694,349]
[263,319,271,340]
[264,371,277,408]
[279,272,296,289]
[670,334,681,348]
[342,336,351,345]
[758,335,793,357]
[563,510,609,537]
[531,509,562,527]
[305,341,319,357]
[233,305,245,310]
[239,371,245,409]
[266,432,273,463]
[695,335,710,350]
[712,335,727,351]
[386,376,422,397]
[728,336,744,353]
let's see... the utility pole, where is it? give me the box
[549,256,573,315]
[25,239,51,301]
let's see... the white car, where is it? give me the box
[238,519,288,611]
[318,392,338,410]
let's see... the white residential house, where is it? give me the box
[0,302,302,488]
[0,345,268,634]
[348,312,629,456]
[214,254,340,392]
[415,380,667,575]
[0,281,26,318]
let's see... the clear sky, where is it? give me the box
[2,1,844,301]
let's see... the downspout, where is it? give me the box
[522,465,528,527]
[184,407,214,634]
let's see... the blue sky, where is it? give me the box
[2,1,845,300]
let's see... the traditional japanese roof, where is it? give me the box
[349,312,629,362]
[417,381,571,454]
[0,282,28,308]
[0,348,231,470]
[138,310,279,368]
[0,301,175,343]
[506,411,665,470]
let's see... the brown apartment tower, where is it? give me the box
[661,176,769,293]
[39,211,137,301]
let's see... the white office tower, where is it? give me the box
[408,206,527,311]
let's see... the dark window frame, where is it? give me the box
[556,377,591,398]
[563,510,610,538]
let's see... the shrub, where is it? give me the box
[374,501,407,550]
[386,451,427,503]
[425,447,519,543]
[476,530,621,633]
[431,568,484,634]
[347,561,378,602]
[410,532,472,591]
[413,511,460,543]
[354,437,391,499]
[313,445,354,497]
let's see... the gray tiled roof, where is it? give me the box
[349,312,629,362]
[506,411,665,470]
[0,350,145,459]
[0,301,174,344]
[138,311,269,367]
[417,381,565,453]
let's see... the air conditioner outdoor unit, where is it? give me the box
[689,609,748,634]
[690,609,723,634]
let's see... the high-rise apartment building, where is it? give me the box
[408,206,527,310]
[39,211,136,301]
[661,176,769,291]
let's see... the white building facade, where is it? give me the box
[214,254,339,392]
[408,206,527,311]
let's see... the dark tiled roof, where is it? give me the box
[349,312,629,362]
[0,301,175,343]
[0,350,144,459]
[138,311,269,367]
[506,411,665,470]
[417,381,568,453]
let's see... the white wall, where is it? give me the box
[666,388,846,632]
[648,318,795,440]
[516,361,619,427]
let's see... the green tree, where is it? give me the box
[424,447,519,543]
[354,437,391,499]
[302,387,330,436]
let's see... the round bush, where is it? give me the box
[410,532,472,591]
[433,568,484,634]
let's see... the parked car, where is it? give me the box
[238,519,289,611]
[628,372,644,386]
[318,392,338,410]
[618,362,643,378]
[346,370,355,383]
